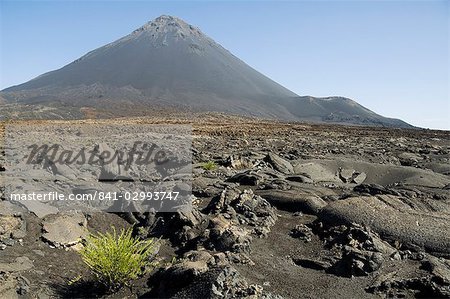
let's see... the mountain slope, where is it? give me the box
[0,15,412,127]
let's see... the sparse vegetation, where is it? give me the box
[202,160,217,170]
[79,227,159,291]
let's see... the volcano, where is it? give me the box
[0,15,411,127]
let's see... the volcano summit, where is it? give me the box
[1,15,410,127]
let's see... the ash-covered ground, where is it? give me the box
[1,114,449,298]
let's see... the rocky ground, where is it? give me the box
[1,114,449,298]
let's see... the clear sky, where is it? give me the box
[1,0,449,129]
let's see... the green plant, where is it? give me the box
[79,227,159,291]
[67,275,82,286]
[202,160,217,170]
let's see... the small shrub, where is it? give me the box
[79,227,159,291]
[202,161,217,170]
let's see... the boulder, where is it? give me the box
[256,189,327,214]
[184,250,214,265]
[319,195,450,255]
[204,188,277,253]
[352,172,367,185]
[208,188,277,237]
[398,152,421,166]
[168,260,209,279]
[265,153,294,174]
[339,168,354,183]
[289,224,313,242]
[170,266,270,299]
[339,168,366,184]
[329,246,383,277]
[228,170,263,186]
[223,155,253,169]
[293,258,332,271]
[367,256,450,297]
[0,202,26,242]
[418,256,450,297]
[41,211,88,248]
[208,215,252,253]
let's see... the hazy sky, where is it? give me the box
[1,1,449,129]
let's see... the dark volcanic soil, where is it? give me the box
[0,114,449,298]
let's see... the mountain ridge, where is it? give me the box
[0,15,412,128]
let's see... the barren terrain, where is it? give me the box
[1,114,449,298]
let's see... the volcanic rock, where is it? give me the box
[41,211,88,248]
[265,153,294,174]
[256,189,327,214]
[319,195,450,255]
